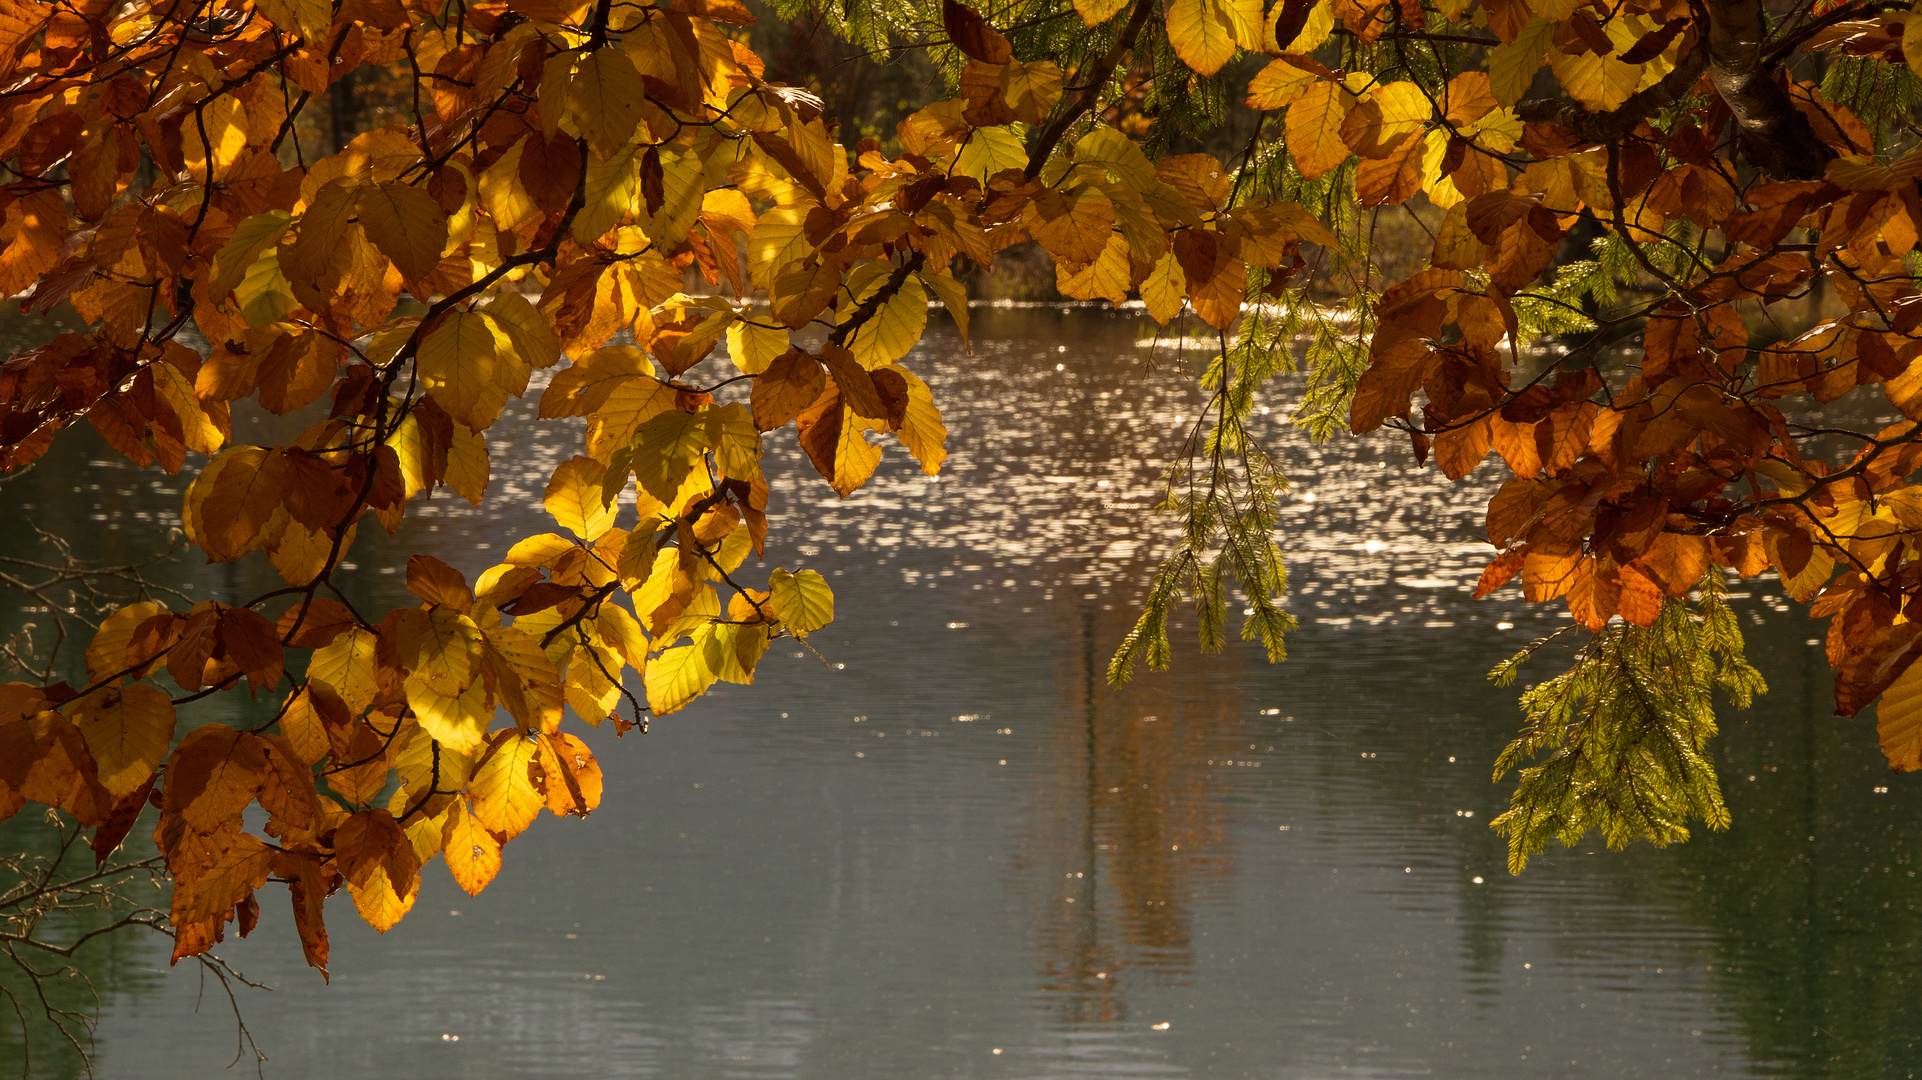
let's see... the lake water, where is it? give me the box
[3,308,1921,1079]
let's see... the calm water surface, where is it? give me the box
[3,309,1920,1079]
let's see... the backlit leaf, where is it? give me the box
[357,182,448,282]
[769,568,834,634]
[544,455,620,539]
[470,732,544,840]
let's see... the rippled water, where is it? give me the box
[3,308,1921,1079]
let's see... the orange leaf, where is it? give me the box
[442,800,502,896]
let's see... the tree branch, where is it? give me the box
[1023,0,1156,180]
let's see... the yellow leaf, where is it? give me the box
[1142,249,1188,325]
[795,390,883,497]
[640,148,708,247]
[402,676,490,755]
[1278,0,1333,51]
[1906,12,1922,85]
[1026,187,1118,264]
[345,862,418,933]
[208,211,293,307]
[482,291,561,370]
[746,204,809,292]
[1073,0,1129,26]
[446,424,489,505]
[712,401,763,482]
[537,732,603,815]
[725,320,789,375]
[1001,60,1064,124]
[234,245,299,326]
[181,95,247,181]
[1490,17,1552,106]
[644,643,716,716]
[542,345,658,419]
[482,625,566,734]
[839,263,928,369]
[952,126,1029,184]
[86,601,168,681]
[356,181,448,282]
[504,533,578,567]
[1418,128,1466,209]
[563,49,649,159]
[629,410,718,505]
[480,138,541,232]
[71,683,176,798]
[544,454,620,540]
[1247,60,1320,111]
[1074,126,1157,192]
[419,311,511,430]
[398,606,479,694]
[392,787,450,864]
[1369,81,1432,144]
[1166,0,1248,76]
[573,140,643,243]
[1547,21,1641,112]
[176,833,275,923]
[152,361,224,458]
[696,623,752,685]
[885,364,947,474]
[442,801,502,896]
[1285,79,1353,179]
[1055,233,1132,305]
[1431,200,1491,267]
[918,269,971,348]
[595,605,650,671]
[308,626,380,714]
[771,257,840,330]
[469,732,543,840]
[393,721,474,803]
[253,0,329,40]
[564,640,625,724]
[769,568,834,634]
[1880,658,1922,771]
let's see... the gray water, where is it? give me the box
[3,308,1920,1079]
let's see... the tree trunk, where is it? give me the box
[1702,0,1835,180]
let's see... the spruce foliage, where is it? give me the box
[1489,574,1766,874]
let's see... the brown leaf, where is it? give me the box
[1472,548,1526,598]
[220,606,286,694]
[943,0,1013,63]
[275,598,359,648]
[91,775,157,867]
[816,342,892,423]
[405,554,472,613]
[750,348,827,431]
[162,724,268,834]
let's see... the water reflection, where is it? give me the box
[1019,607,1244,1026]
[0,306,1916,1076]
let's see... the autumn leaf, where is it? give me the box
[70,683,175,799]
[563,50,650,159]
[769,568,834,634]
[1285,80,1352,179]
[442,801,502,895]
[544,455,621,540]
[357,182,448,283]
[628,410,717,505]
[470,732,544,840]
[1167,0,1258,76]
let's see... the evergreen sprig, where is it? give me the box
[1488,574,1765,874]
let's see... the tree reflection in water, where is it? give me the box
[1016,605,1246,1025]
